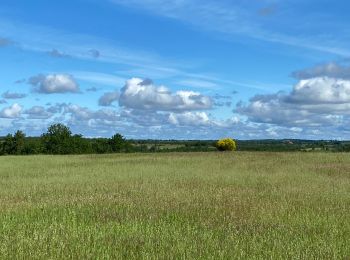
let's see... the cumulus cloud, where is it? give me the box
[24,106,53,119]
[46,103,68,114]
[292,62,350,80]
[2,91,27,99]
[29,74,80,94]
[61,104,118,122]
[98,90,119,106]
[287,77,350,104]
[168,112,210,126]
[0,103,22,118]
[236,77,350,127]
[119,78,213,111]
[120,108,168,127]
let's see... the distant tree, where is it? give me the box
[92,139,112,154]
[109,133,131,152]
[41,124,74,154]
[23,138,43,155]
[13,130,25,155]
[216,138,237,151]
[70,134,93,154]
[0,131,26,155]
[1,134,15,155]
[41,124,95,154]
[109,133,125,152]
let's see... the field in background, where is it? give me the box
[0,152,349,258]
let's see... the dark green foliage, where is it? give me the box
[13,130,26,155]
[0,134,15,155]
[91,139,112,154]
[69,134,93,154]
[41,124,75,154]
[1,125,350,156]
[0,131,26,155]
[109,133,132,153]
[23,137,43,155]
[41,124,94,154]
[109,133,125,152]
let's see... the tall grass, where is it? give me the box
[0,152,349,259]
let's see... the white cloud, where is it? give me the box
[292,62,350,80]
[29,74,80,94]
[98,91,120,106]
[119,78,213,111]
[64,104,119,122]
[236,77,350,127]
[24,106,52,119]
[168,112,210,126]
[0,103,22,118]
[288,77,350,104]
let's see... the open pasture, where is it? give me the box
[0,152,349,259]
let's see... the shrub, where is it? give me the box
[216,138,237,151]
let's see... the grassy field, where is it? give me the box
[0,152,349,259]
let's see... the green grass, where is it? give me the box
[0,152,349,259]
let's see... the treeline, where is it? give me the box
[0,124,132,155]
[1,124,350,155]
[236,139,350,152]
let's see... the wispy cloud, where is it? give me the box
[0,18,172,68]
[110,0,350,57]
[47,49,70,58]
[176,79,219,90]
[0,17,285,93]
[73,71,126,87]
[2,91,27,99]
[0,37,13,47]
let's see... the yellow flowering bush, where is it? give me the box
[216,138,237,151]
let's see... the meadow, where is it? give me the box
[0,152,349,259]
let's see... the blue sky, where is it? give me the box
[1,0,350,139]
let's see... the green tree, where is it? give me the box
[1,134,15,155]
[41,124,73,154]
[92,139,112,154]
[23,138,43,155]
[109,133,131,152]
[0,131,26,155]
[70,134,93,154]
[13,130,25,155]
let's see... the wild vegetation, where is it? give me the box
[216,138,237,151]
[0,124,132,155]
[1,124,350,155]
[0,152,349,258]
